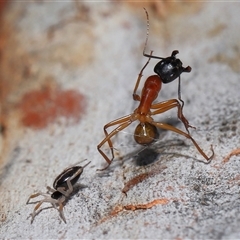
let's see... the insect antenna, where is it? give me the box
[143,8,164,60]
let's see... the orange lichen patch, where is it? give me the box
[223,148,240,163]
[99,198,171,224]
[19,86,86,129]
[122,173,151,196]
[122,165,167,195]
[123,198,170,211]
[108,205,124,218]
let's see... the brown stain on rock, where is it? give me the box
[207,23,226,38]
[126,1,203,19]
[209,45,240,73]
[99,198,172,224]
[122,165,167,195]
[223,148,240,163]
[19,85,86,129]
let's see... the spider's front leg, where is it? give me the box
[29,199,46,224]
[26,192,49,204]
[46,186,56,193]
[58,201,66,223]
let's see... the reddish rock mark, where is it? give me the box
[19,86,86,129]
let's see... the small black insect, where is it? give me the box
[26,160,91,223]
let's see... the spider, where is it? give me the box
[26,160,91,223]
[97,9,214,170]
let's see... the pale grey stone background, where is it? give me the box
[0,2,239,239]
